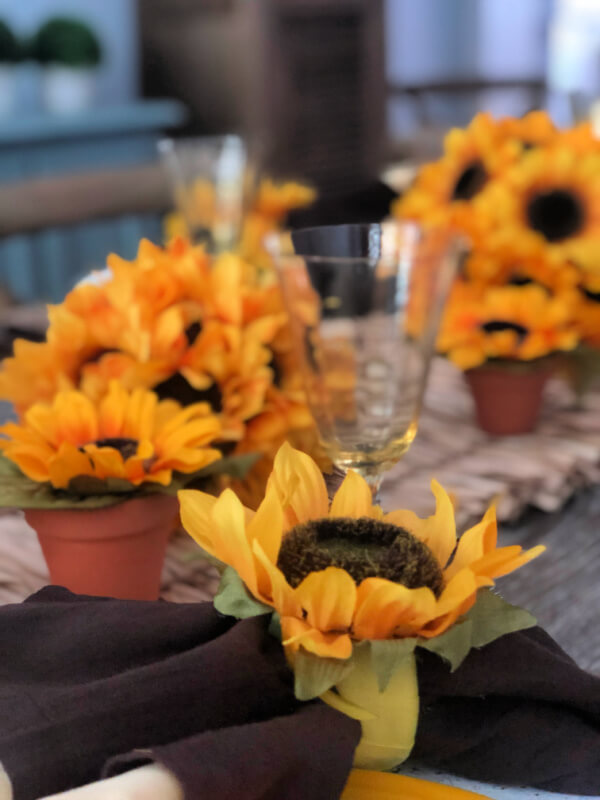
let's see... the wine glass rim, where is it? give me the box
[264,220,438,264]
[157,134,246,154]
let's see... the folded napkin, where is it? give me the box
[0,587,359,800]
[1,587,599,799]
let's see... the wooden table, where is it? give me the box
[499,486,600,675]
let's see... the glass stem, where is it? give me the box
[324,468,383,507]
[363,473,383,507]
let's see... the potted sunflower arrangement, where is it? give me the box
[563,273,600,400]
[179,441,544,773]
[394,111,600,434]
[0,233,320,599]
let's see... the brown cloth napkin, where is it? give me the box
[413,626,600,794]
[1,587,599,799]
[0,587,359,800]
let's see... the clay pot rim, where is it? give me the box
[25,493,179,543]
[465,356,557,379]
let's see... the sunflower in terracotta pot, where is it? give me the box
[179,442,544,772]
[393,112,599,435]
[437,281,578,435]
[0,379,250,601]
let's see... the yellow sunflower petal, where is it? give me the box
[470,544,545,581]
[418,568,486,639]
[329,470,376,518]
[353,578,437,640]
[246,485,285,566]
[295,567,357,633]
[0,444,53,482]
[252,540,299,616]
[281,616,353,660]
[444,503,497,580]
[46,443,96,488]
[178,489,220,553]
[268,441,329,528]
[210,489,257,594]
[386,480,456,570]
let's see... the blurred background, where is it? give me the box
[0,0,599,316]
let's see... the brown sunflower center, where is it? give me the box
[185,321,202,345]
[451,160,488,201]
[581,286,600,304]
[276,517,444,596]
[155,372,223,412]
[481,320,529,342]
[526,189,585,242]
[90,437,139,458]
[508,273,533,287]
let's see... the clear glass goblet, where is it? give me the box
[158,135,255,252]
[267,222,463,502]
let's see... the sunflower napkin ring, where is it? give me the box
[180,441,544,771]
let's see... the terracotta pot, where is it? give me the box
[465,366,551,436]
[25,494,179,600]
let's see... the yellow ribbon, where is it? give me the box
[322,644,420,771]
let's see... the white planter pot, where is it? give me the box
[42,66,97,114]
[0,65,17,115]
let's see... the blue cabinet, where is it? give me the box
[0,100,186,303]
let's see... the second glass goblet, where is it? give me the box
[158,135,254,252]
[267,221,462,501]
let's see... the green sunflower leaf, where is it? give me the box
[67,475,138,496]
[293,649,355,702]
[0,451,260,510]
[417,618,474,672]
[268,611,282,642]
[213,567,272,620]
[175,452,261,487]
[465,587,537,649]
[368,638,417,692]
[0,454,135,510]
[417,588,536,671]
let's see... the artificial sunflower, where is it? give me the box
[393,112,533,226]
[572,276,600,348]
[438,283,579,370]
[0,381,222,490]
[180,442,543,769]
[475,143,600,271]
[463,244,580,293]
[0,338,74,414]
[493,109,557,150]
[180,442,543,658]
[252,179,317,221]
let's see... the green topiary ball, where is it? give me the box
[32,17,102,68]
[0,20,20,63]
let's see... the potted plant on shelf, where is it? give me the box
[32,16,102,114]
[394,110,599,434]
[0,19,21,115]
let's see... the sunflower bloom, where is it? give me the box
[393,112,528,226]
[438,283,579,370]
[571,277,600,347]
[475,144,600,271]
[252,179,317,221]
[179,442,544,660]
[0,381,222,489]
